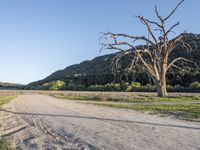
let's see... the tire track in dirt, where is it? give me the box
[13,94,98,150]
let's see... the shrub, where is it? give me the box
[169,85,185,92]
[105,83,121,91]
[125,85,133,92]
[87,84,104,91]
[87,83,121,91]
[190,81,200,89]
[43,80,65,90]
[124,82,141,92]
[131,82,141,87]
[121,82,129,91]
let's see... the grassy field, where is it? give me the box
[54,93,200,122]
[0,94,17,150]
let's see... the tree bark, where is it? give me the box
[156,82,167,97]
[153,76,167,97]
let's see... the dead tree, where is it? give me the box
[101,0,196,97]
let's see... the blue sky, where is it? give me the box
[0,0,199,84]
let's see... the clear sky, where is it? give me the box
[0,0,199,84]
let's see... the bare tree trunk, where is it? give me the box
[156,81,167,97]
[153,75,167,97]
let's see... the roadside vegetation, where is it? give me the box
[53,93,200,121]
[0,138,13,150]
[95,103,200,122]
[23,80,200,93]
[0,95,16,150]
[0,95,17,107]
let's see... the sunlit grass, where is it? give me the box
[93,103,200,121]
[0,95,16,150]
[0,95,17,107]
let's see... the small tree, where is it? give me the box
[101,0,197,97]
[44,80,65,90]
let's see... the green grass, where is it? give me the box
[0,95,16,150]
[142,95,200,102]
[0,138,13,150]
[54,93,200,121]
[0,95,17,107]
[93,103,200,121]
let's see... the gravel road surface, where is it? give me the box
[0,94,200,150]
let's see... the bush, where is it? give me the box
[104,83,121,91]
[125,85,133,92]
[121,82,129,91]
[168,84,186,92]
[129,84,156,92]
[43,80,65,90]
[87,84,104,91]
[87,83,121,91]
[190,81,200,89]
[131,82,141,87]
[125,82,142,92]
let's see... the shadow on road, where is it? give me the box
[0,108,199,130]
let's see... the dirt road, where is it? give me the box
[0,94,200,150]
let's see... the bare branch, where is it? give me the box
[167,57,194,71]
[164,0,184,21]
[145,18,162,28]
[171,64,182,70]
[142,48,154,63]
[155,5,163,22]
[168,33,194,54]
[101,32,158,50]
[115,42,136,49]
[165,22,180,36]
[105,45,126,52]
[137,54,158,79]
[137,16,159,48]
[128,56,137,70]
[105,32,156,46]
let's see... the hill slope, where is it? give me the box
[30,33,200,87]
[0,82,23,89]
[30,53,116,86]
